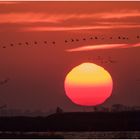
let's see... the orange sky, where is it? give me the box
[1,2,140,32]
[0,2,140,113]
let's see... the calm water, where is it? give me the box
[1,131,140,138]
[49,131,140,138]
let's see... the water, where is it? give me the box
[1,131,140,139]
[53,131,140,138]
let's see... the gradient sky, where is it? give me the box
[0,1,140,112]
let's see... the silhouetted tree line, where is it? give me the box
[0,111,140,132]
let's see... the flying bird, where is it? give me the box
[52,41,56,44]
[25,42,29,45]
[0,78,10,86]
[97,56,102,60]
[108,59,117,63]
[104,61,108,63]
[34,41,37,44]
[71,39,74,42]
[10,43,14,46]
[44,41,47,44]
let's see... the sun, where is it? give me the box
[64,62,113,106]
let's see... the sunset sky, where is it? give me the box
[0,1,140,112]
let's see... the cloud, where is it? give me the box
[0,13,60,24]
[100,10,140,19]
[66,43,140,52]
[0,2,18,5]
[0,9,140,33]
[0,10,140,24]
[21,24,140,32]
[21,26,111,32]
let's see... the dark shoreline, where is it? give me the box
[0,111,140,132]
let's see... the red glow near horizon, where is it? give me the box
[64,63,113,106]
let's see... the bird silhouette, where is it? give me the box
[108,60,117,63]
[71,39,74,42]
[52,41,55,44]
[137,36,140,39]
[10,43,14,46]
[65,40,68,43]
[97,56,101,60]
[2,46,6,48]
[44,41,47,44]
[83,38,86,41]
[0,78,10,85]
[95,37,98,39]
[25,42,29,45]
[76,39,79,42]
[118,36,121,39]
[34,41,37,44]
[104,61,108,63]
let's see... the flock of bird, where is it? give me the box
[0,35,139,86]
[1,35,140,49]
[88,56,117,64]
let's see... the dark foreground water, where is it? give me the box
[49,131,140,138]
[1,131,140,138]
